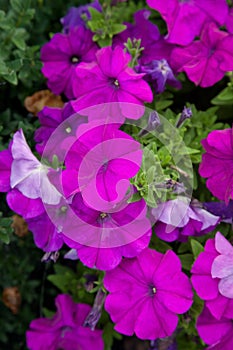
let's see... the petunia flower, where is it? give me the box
[60,0,102,33]
[147,0,228,45]
[196,305,233,350]
[10,129,62,205]
[26,294,104,350]
[199,127,233,203]
[64,121,143,212]
[170,22,233,87]
[191,232,233,320]
[104,248,193,339]
[60,192,152,270]
[226,7,233,34]
[72,46,153,118]
[113,9,174,65]
[41,26,98,99]
[204,200,233,224]
[137,59,181,94]
[151,198,219,242]
[34,102,87,155]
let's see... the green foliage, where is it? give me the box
[211,83,233,106]
[190,239,204,259]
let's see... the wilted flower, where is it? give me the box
[2,286,21,314]
[24,90,64,116]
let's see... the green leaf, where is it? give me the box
[11,29,27,50]
[190,239,204,259]
[211,85,233,106]
[3,71,18,85]
[110,23,126,35]
[88,7,103,20]
[127,192,142,203]
[179,254,194,271]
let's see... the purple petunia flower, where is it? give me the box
[147,0,228,45]
[170,22,233,87]
[72,46,153,118]
[138,59,181,94]
[41,26,98,99]
[113,9,174,65]
[26,211,64,252]
[151,198,219,242]
[61,0,102,33]
[34,102,87,155]
[104,248,193,339]
[196,305,233,350]
[191,232,233,320]
[204,201,233,224]
[26,294,104,350]
[199,127,233,203]
[60,192,152,270]
[0,145,12,192]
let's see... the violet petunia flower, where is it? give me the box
[26,294,104,350]
[151,198,219,242]
[199,127,233,203]
[72,46,153,118]
[0,145,12,192]
[170,22,233,87]
[113,9,174,65]
[61,0,102,33]
[104,248,193,339]
[10,129,61,205]
[196,305,233,350]
[147,0,228,45]
[26,211,64,252]
[138,59,181,94]
[41,26,98,99]
[60,192,152,270]
[191,232,233,320]
[204,200,233,224]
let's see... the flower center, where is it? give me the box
[149,284,157,297]
[70,55,79,64]
[109,78,120,89]
[65,126,72,134]
[100,212,107,219]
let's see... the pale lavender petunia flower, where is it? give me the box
[72,46,153,118]
[104,248,193,339]
[211,232,233,299]
[199,127,233,203]
[147,0,228,45]
[197,305,233,350]
[10,129,62,205]
[41,26,98,99]
[191,232,233,320]
[152,198,219,242]
[170,22,233,87]
[26,294,104,350]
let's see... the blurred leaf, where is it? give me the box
[190,239,204,259]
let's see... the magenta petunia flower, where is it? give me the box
[64,121,143,212]
[191,232,233,320]
[72,46,153,118]
[104,248,193,339]
[113,9,174,65]
[226,7,233,34]
[26,294,104,350]
[60,192,152,270]
[199,127,233,203]
[170,22,233,87]
[147,0,228,45]
[10,129,62,205]
[41,26,98,99]
[196,305,233,350]
[0,146,12,192]
[151,198,219,242]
